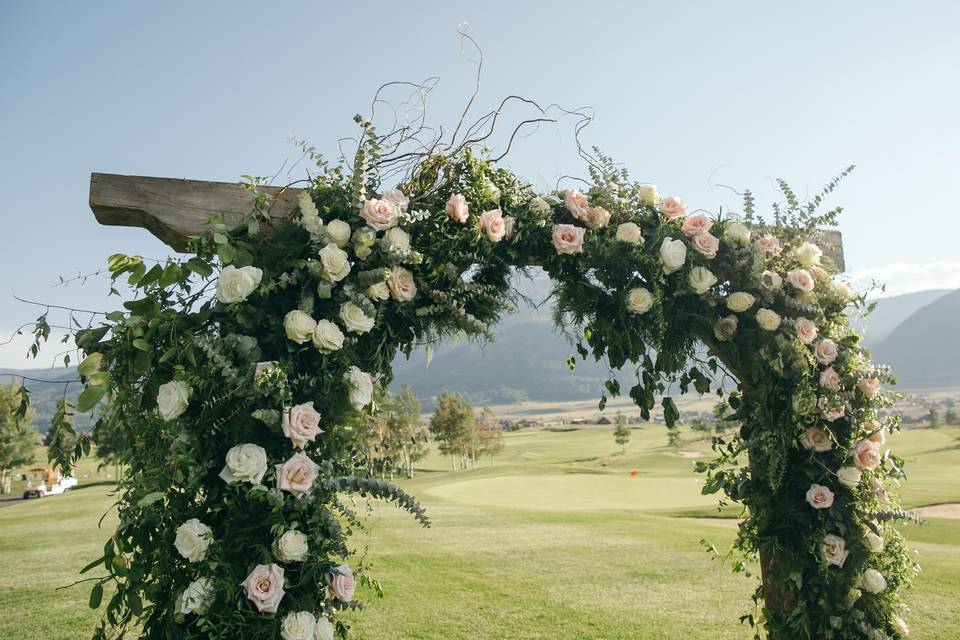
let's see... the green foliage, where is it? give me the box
[0,382,37,494]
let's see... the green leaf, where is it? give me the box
[89,584,104,609]
[217,242,236,264]
[185,258,213,277]
[76,384,108,413]
[77,353,104,377]
[132,338,150,352]
[662,397,680,429]
[158,263,181,288]
[137,492,164,508]
[79,556,106,575]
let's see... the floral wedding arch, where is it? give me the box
[35,110,917,640]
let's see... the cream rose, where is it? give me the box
[281,611,316,640]
[871,478,890,503]
[216,265,263,304]
[680,213,712,237]
[626,287,654,315]
[254,361,279,388]
[478,208,507,241]
[637,183,660,205]
[219,443,268,485]
[359,197,398,231]
[384,227,410,253]
[615,222,644,244]
[794,241,823,268]
[388,266,417,302]
[365,281,390,301]
[692,232,720,259]
[179,577,213,616]
[240,563,285,613]
[318,243,351,283]
[659,237,687,273]
[274,530,309,563]
[284,310,317,344]
[529,196,552,218]
[806,483,835,509]
[325,219,351,248]
[834,281,854,301]
[724,221,751,245]
[795,317,819,344]
[787,268,815,293]
[894,617,910,637]
[564,189,590,220]
[482,178,501,203]
[800,426,833,453]
[340,302,374,334]
[445,193,469,223]
[814,338,838,365]
[755,234,781,253]
[328,564,356,603]
[810,265,829,280]
[821,534,849,567]
[726,292,756,313]
[552,224,585,255]
[852,439,882,471]
[867,424,886,445]
[761,270,783,290]
[820,367,841,391]
[345,366,374,410]
[835,466,861,489]
[157,380,191,421]
[312,320,344,354]
[865,531,884,553]
[282,402,323,449]
[174,518,212,562]
[714,315,738,341]
[276,452,320,496]
[658,195,686,219]
[688,267,717,294]
[857,377,881,398]
[314,618,336,640]
[860,568,887,594]
[756,308,781,331]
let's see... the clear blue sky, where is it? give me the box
[1,1,958,367]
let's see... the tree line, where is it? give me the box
[429,391,504,470]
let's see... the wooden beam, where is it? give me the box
[86,173,844,269]
[88,173,305,252]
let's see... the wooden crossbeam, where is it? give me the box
[87,172,844,269]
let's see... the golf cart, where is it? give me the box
[22,466,78,499]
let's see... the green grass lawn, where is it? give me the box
[1,427,958,639]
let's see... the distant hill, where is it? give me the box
[0,366,89,433]
[872,289,960,389]
[853,289,950,347]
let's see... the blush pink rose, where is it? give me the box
[552,224,585,254]
[564,189,591,220]
[282,401,323,449]
[819,396,845,422]
[387,266,417,302]
[800,426,833,452]
[658,196,688,220]
[795,317,818,344]
[445,193,469,223]
[870,478,890,503]
[327,564,356,603]
[359,198,399,231]
[787,268,816,293]
[852,440,882,471]
[581,206,611,229]
[820,367,841,391]
[478,208,507,242]
[241,563,285,613]
[814,338,838,365]
[756,234,781,253]
[692,232,720,259]
[381,189,409,211]
[680,213,712,237]
[806,483,835,509]
[857,377,881,398]
[276,453,321,496]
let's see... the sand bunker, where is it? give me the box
[912,503,960,519]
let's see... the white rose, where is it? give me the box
[637,183,660,205]
[894,617,910,637]
[314,618,335,640]
[312,320,344,353]
[761,270,782,290]
[219,443,268,484]
[365,281,390,301]
[687,267,717,295]
[659,238,687,274]
[174,518,212,562]
[385,227,411,253]
[834,281,854,301]
[756,308,781,331]
[626,287,654,315]
[860,568,887,594]
[179,577,213,616]
[724,221,751,245]
[821,534,849,568]
[274,530,309,563]
[340,302,374,334]
[325,219,352,248]
[726,292,756,313]
[345,366,374,410]
[157,380,191,421]
[216,265,263,304]
[318,243,351,283]
[864,531,884,553]
[482,178,501,203]
[836,466,862,488]
[528,196,552,218]
[281,611,317,640]
[284,310,317,344]
[615,222,644,244]
[794,241,823,268]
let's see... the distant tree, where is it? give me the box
[928,408,940,429]
[93,416,126,482]
[944,406,959,426]
[613,411,631,452]
[666,425,681,448]
[475,406,505,464]
[690,417,713,439]
[0,382,37,494]
[429,391,475,470]
[361,385,429,479]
